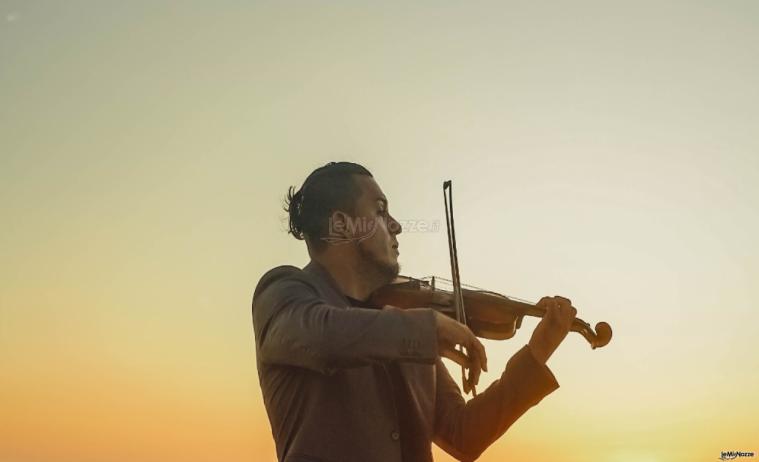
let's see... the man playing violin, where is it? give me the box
[251,161,577,462]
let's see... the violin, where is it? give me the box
[368,180,611,395]
[369,275,612,349]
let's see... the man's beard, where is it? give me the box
[357,242,400,287]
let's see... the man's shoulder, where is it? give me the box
[257,264,303,283]
[253,264,315,301]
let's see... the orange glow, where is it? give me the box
[2,2,757,462]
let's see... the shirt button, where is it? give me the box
[391,431,400,441]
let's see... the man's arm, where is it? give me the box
[252,267,439,374]
[433,295,576,461]
[432,344,560,461]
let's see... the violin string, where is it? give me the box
[418,275,538,306]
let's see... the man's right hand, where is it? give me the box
[432,310,488,394]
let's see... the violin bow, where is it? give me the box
[443,180,476,396]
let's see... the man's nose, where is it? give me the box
[388,214,402,235]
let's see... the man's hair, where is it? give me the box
[285,161,373,252]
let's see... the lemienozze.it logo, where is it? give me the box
[719,450,755,461]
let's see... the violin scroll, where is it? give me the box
[582,321,612,349]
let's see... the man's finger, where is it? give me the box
[472,335,488,373]
[464,357,472,394]
[461,332,487,377]
[543,298,558,323]
[441,346,471,370]
[468,348,481,388]
[442,346,481,394]
[552,296,577,325]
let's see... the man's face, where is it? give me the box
[348,175,402,283]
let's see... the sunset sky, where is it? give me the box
[1,1,757,461]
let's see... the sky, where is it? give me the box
[1,1,757,461]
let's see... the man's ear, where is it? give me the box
[328,210,353,239]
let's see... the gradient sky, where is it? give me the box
[1,1,757,461]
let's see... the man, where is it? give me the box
[252,162,576,462]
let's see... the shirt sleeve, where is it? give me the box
[252,266,439,375]
[432,343,560,461]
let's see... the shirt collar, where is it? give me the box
[303,259,351,307]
